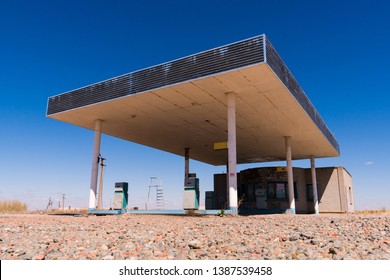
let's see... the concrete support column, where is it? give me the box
[184,148,190,179]
[227,92,238,214]
[310,155,319,214]
[285,136,296,214]
[89,119,102,210]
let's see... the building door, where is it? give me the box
[255,184,267,209]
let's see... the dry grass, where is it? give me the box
[0,200,28,214]
[355,208,390,215]
[45,208,89,215]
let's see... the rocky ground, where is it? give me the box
[0,213,389,260]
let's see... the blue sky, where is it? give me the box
[0,0,389,210]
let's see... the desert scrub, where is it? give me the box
[0,200,28,213]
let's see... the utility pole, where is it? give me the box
[46,197,53,212]
[62,194,66,212]
[97,155,106,209]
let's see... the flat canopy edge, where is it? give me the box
[47,35,265,115]
[265,37,339,155]
[47,34,340,164]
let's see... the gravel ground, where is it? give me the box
[0,213,389,260]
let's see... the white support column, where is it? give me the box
[227,92,238,214]
[285,136,296,214]
[184,148,190,180]
[89,119,102,210]
[310,155,319,214]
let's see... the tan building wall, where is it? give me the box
[294,168,309,213]
[314,167,354,213]
[342,168,355,212]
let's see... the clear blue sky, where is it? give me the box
[1,0,389,210]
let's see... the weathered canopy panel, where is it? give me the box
[47,35,339,165]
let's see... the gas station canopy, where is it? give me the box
[47,34,339,166]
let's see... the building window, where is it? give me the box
[306,183,319,201]
[267,182,298,201]
[246,183,255,201]
[276,183,286,199]
[267,182,276,199]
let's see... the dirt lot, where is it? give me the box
[1,213,389,260]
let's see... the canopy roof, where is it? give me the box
[47,34,339,166]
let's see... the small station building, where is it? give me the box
[46,34,354,214]
[213,166,354,214]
